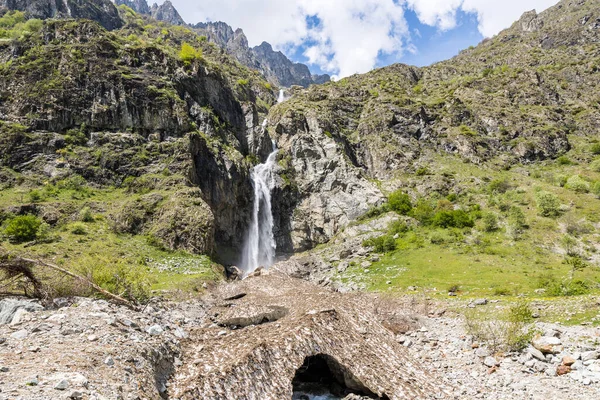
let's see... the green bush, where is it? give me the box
[3,214,42,242]
[557,156,574,165]
[591,182,600,199]
[565,175,590,193]
[410,200,434,225]
[488,179,511,194]
[28,189,43,203]
[535,191,561,217]
[358,204,390,221]
[70,223,87,235]
[507,206,527,230]
[237,78,249,86]
[388,220,409,236]
[362,235,396,253]
[79,207,94,222]
[388,191,412,215]
[179,42,202,64]
[432,210,474,229]
[591,143,600,155]
[590,159,600,172]
[77,255,152,302]
[481,213,498,232]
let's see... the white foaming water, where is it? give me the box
[240,144,279,274]
[277,89,287,103]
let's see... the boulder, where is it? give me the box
[532,336,563,354]
[0,300,43,325]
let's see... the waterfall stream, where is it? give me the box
[240,145,278,274]
[239,89,287,274]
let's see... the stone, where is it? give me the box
[475,348,490,358]
[483,356,498,368]
[104,356,115,366]
[87,335,98,342]
[0,300,43,324]
[10,329,28,340]
[54,379,69,390]
[557,365,571,375]
[581,351,600,362]
[26,377,39,386]
[0,366,8,372]
[473,299,488,306]
[532,336,563,354]
[562,356,576,366]
[527,346,546,362]
[146,325,164,335]
[69,391,83,400]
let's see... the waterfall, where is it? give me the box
[277,89,287,103]
[240,144,279,274]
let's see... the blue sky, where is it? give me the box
[288,8,484,75]
[161,0,559,78]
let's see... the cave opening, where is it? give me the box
[291,354,388,400]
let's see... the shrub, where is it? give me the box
[179,42,202,64]
[488,179,511,194]
[70,223,87,235]
[77,255,152,302]
[590,159,600,172]
[388,191,412,215]
[410,200,434,225]
[79,207,94,222]
[564,175,590,193]
[591,143,600,155]
[415,167,429,176]
[388,220,409,235]
[557,156,574,165]
[465,302,535,352]
[64,128,87,146]
[362,235,396,253]
[3,214,42,242]
[237,78,249,86]
[358,204,390,221]
[535,191,561,217]
[507,206,527,231]
[432,210,474,229]
[592,182,600,199]
[28,190,43,203]
[481,213,498,232]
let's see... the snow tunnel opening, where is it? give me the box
[291,354,389,400]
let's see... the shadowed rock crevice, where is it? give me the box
[292,354,388,400]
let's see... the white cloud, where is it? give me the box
[460,0,559,37]
[157,0,560,77]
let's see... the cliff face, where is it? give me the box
[0,0,123,30]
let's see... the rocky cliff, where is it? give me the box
[0,0,123,30]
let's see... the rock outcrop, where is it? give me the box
[171,272,448,399]
[149,0,184,26]
[0,0,123,30]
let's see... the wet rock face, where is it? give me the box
[171,272,447,399]
[270,109,385,252]
[0,0,124,30]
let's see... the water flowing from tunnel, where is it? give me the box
[240,143,279,274]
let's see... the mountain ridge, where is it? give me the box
[115,0,329,87]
